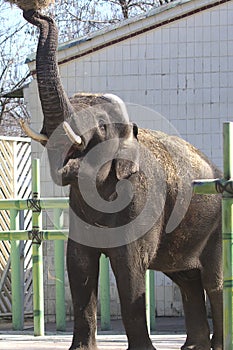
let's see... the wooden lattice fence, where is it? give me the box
[0,136,32,316]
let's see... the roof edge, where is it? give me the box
[27,0,232,71]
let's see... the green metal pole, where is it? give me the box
[0,199,28,210]
[10,208,24,330]
[149,270,156,332]
[223,122,233,180]
[32,159,44,336]
[0,229,69,241]
[43,229,68,241]
[222,198,233,349]
[222,122,233,350]
[54,208,66,331]
[100,254,110,330]
[0,198,69,211]
[145,270,150,334]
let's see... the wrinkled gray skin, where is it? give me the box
[23,10,223,350]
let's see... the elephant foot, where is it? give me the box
[69,347,98,350]
[181,347,209,350]
[211,335,223,350]
[69,343,98,350]
[127,345,156,350]
[181,342,210,350]
[211,343,223,350]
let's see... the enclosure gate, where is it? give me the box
[0,136,32,317]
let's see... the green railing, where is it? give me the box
[0,158,156,336]
[193,121,233,350]
[0,159,69,335]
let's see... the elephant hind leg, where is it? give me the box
[201,233,223,350]
[201,274,223,349]
[166,270,211,350]
[207,289,223,350]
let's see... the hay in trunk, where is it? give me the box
[5,0,54,10]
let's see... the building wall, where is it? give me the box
[24,0,233,318]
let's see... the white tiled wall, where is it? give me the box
[58,1,233,170]
[25,0,233,318]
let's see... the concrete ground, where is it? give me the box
[0,317,188,350]
[0,333,186,349]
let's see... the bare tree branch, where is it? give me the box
[0,23,26,46]
[0,0,175,133]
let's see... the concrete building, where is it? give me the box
[24,0,233,320]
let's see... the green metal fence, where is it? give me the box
[0,159,69,335]
[0,158,156,336]
[193,121,233,350]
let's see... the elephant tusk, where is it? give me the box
[19,119,48,142]
[63,121,82,146]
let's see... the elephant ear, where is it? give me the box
[115,124,139,180]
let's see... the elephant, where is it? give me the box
[22,9,223,350]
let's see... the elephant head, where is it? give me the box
[22,10,139,188]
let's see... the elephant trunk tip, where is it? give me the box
[8,0,54,12]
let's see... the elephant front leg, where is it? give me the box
[110,254,156,350]
[67,239,100,350]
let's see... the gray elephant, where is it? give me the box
[22,10,223,350]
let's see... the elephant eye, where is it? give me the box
[98,119,107,134]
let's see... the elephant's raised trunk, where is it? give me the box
[23,10,75,138]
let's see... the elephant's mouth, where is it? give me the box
[45,137,83,186]
[63,144,81,167]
